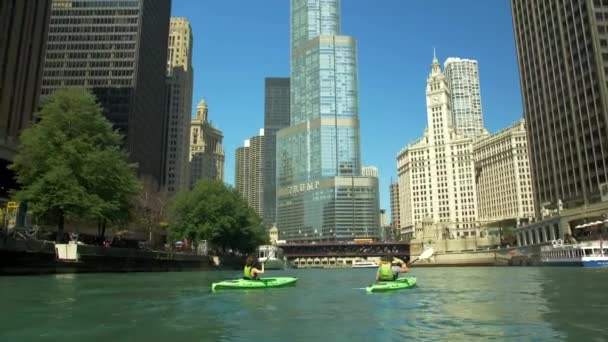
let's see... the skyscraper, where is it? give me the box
[0,0,51,198]
[511,0,608,212]
[235,129,265,217]
[165,18,194,193]
[277,0,380,242]
[443,57,484,138]
[235,145,250,205]
[263,77,290,227]
[40,0,171,186]
[189,99,224,186]
[397,54,478,240]
[389,182,400,230]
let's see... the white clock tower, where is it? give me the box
[397,52,479,241]
[426,50,452,146]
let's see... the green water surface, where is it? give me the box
[1,267,607,341]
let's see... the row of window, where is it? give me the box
[48,34,135,42]
[47,43,136,51]
[47,52,135,59]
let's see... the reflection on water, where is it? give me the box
[0,268,607,341]
[539,268,608,341]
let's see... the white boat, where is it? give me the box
[352,260,378,268]
[258,245,287,270]
[541,240,608,267]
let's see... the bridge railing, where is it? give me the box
[285,251,409,258]
[281,243,410,258]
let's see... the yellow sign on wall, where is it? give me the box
[5,201,18,229]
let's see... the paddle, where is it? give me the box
[255,255,269,281]
[407,247,435,266]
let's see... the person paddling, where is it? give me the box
[391,256,409,280]
[376,255,409,281]
[243,256,264,280]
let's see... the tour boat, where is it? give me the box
[352,260,378,268]
[540,240,608,267]
[257,245,287,270]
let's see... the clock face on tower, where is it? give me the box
[432,96,439,103]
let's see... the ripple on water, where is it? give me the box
[1,268,608,341]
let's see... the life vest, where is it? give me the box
[378,262,394,281]
[244,265,253,279]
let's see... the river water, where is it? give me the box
[1,267,607,341]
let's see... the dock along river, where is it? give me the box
[1,267,607,341]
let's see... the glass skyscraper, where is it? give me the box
[276,0,379,242]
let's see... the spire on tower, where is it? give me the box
[431,48,441,75]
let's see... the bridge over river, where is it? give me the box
[278,241,411,268]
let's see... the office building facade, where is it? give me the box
[389,182,401,230]
[474,119,535,222]
[165,17,193,193]
[40,0,171,186]
[263,77,290,226]
[511,0,608,212]
[443,57,484,139]
[0,0,52,198]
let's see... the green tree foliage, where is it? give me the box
[129,176,172,247]
[10,88,141,232]
[169,180,268,254]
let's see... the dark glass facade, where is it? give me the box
[512,0,608,213]
[263,78,290,227]
[0,0,52,198]
[40,0,171,185]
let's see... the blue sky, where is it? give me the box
[171,0,523,214]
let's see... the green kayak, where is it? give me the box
[366,277,417,293]
[211,277,298,292]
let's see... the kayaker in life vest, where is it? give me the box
[243,256,264,280]
[376,255,409,281]
[391,257,409,280]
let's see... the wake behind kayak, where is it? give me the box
[211,277,298,292]
[366,277,417,293]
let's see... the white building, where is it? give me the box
[362,166,379,178]
[444,57,484,139]
[397,53,478,240]
[235,129,265,217]
[474,119,535,222]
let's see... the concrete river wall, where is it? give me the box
[0,236,243,275]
